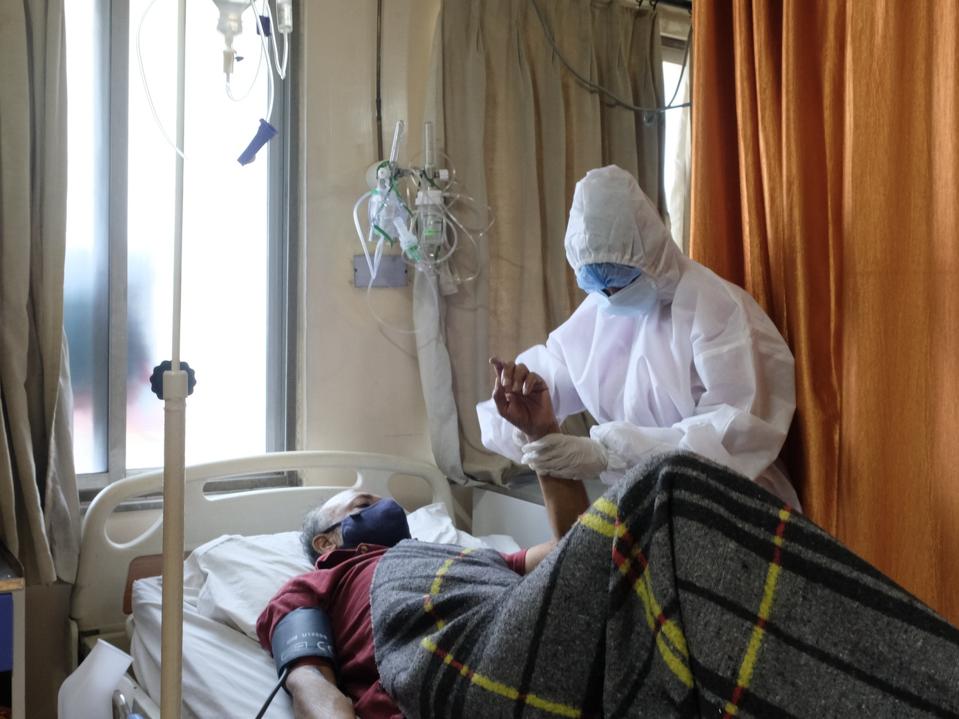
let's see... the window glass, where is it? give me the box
[126,0,271,468]
[65,0,108,474]
[65,0,281,480]
[662,58,690,248]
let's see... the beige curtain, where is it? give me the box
[0,0,80,584]
[418,0,666,483]
[690,0,959,624]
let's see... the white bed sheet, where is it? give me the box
[131,578,291,719]
[129,503,520,717]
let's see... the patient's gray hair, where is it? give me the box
[301,504,338,564]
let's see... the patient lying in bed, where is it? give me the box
[257,366,590,719]
[258,368,959,719]
[256,487,560,719]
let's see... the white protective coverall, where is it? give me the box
[477,165,800,508]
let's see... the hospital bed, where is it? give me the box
[69,450,521,718]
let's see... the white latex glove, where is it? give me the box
[521,433,608,480]
[512,426,530,450]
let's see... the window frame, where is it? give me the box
[658,4,691,67]
[75,0,297,500]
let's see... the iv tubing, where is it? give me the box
[423,121,436,173]
[353,191,378,276]
[269,4,290,80]
[251,0,289,81]
[224,28,267,103]
[137,0,186,160]
[364,270,440,340]
[160,0,188,716]
[389,121,405,165]
[246,0,278,121]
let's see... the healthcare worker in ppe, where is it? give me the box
[477,165,801,508]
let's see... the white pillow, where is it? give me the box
[181,502,521,640]
[407,502,521,553]
[187,531,310,639]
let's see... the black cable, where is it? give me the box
[529,0,691,115]
[664,26,692,110]
[254,666,290,719]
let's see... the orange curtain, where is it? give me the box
[691,0,959,624]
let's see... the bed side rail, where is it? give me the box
[72,450,452,635]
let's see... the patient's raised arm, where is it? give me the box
[489,356,588,560]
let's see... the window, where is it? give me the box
[64,1,293,494]
[660,8,691,250]
[662,57,690,249]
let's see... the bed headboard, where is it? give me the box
[71,450,453,636]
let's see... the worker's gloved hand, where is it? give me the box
[512,426,531,451]
[521,434,608,480]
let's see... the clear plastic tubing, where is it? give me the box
[423,121,435,175]
[389,120,405,165]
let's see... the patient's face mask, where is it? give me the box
[333,498,411,549]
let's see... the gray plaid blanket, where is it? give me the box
[370,452,959,718]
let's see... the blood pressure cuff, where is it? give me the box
[270,607,336,677]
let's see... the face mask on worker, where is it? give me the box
[334,499,411,549]
[576,262,642,294]
[576,262,656,317]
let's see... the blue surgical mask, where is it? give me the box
[335,499,411,549]
[575,262,643,294]
[594,275,658,317]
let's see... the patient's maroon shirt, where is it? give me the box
[256,543,527,719]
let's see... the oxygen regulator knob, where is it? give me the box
[149,361,197,400]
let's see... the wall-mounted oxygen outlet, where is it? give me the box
[353,254,409,288]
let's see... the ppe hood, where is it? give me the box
[564,165,684,302]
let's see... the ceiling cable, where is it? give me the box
[529,0,692,120]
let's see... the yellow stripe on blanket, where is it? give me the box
[425,548,475,631]
[723,507,793,718]
[430,547,474,597]
[578,511,628,539]
[580,503,693,688]
[592,496,619,518]
[420,636,583,718]
[637,574,694,688]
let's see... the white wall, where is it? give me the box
[473,491,556,548]
[298,0,440,462]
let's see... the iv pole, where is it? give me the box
[160,0,188,715]
[152,3,287,713]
